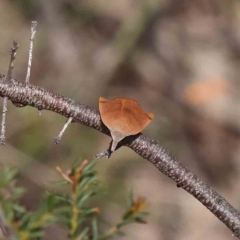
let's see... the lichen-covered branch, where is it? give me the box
[0,75,240,238]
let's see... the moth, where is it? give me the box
[99,97,154,152]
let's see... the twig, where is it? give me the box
[56,166,74,184]
[25,21,38,115]
[53,117,73,144]
[0,77,240,238]
[4,41,20,84]
[0,41,19,145]
[25,21,38,84]
[0,97,8,145]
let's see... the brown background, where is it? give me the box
[1,0,240,239]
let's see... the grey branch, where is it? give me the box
[0,97,8,145]
[5,41,20,84]
[0,76,240,238]
[53,117,73,144]
[0,41,20,145]
[25,21,38,84]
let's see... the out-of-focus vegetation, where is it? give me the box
[0,160,148,239]
[0,0,240,239]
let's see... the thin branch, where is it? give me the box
[0,41,19,145]
[25,21,38,84]
[53,117,73,144]
[0,97,8,145]
[0,76,240,238]
[5,41,20,84]
[56,166,74,184]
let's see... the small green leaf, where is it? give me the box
[92,217,98,240]
[82,159,97,172]
[72,158,83,169]
[54,194,72,203]
[56,214,70,223]
[78,208,98,219]
[77,227,89,239]
[77,191,97,206]
[12,204,26,214]
[46,193,58,212]
[19,213,32,230]
[54,206,71,213]
[11,187,26,200]
[28,230,44,238]
[0,168,18,186]
[78,176,97,191]
[51,180,69,186]
[127,190,134,208]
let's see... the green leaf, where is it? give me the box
[0,168,18,186]
[72,158,83,169]
[132,212,149,219]
[51,180,69,186]
[11,187,26,200]
[77,227,89,239]
[78,176,97,190]
[77,191,97,206]
[54,194,72,203]
[54,206,71,213]
[55,214,70,223]
[28,230,44,238]
[2,202,14,221]
[12,204,26,214]
[82,160,97,172]
[92,217,98,240]
[46,193,58,212]
[127,190,134,208]
[78,208,98,219]
[121,218,134,225]
[19,213,32,230]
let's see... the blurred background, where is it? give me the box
[1,0,240,239]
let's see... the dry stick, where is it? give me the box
[25,21,38,84]
[0,78,240,238]
[5,41,20,84]
[25,21,39,115]
[0,41,19,145]
[53,117,73,144]
[0,97,8,145]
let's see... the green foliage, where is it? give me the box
[0,160,148,240]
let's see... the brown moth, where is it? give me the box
[99,97,154,152]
